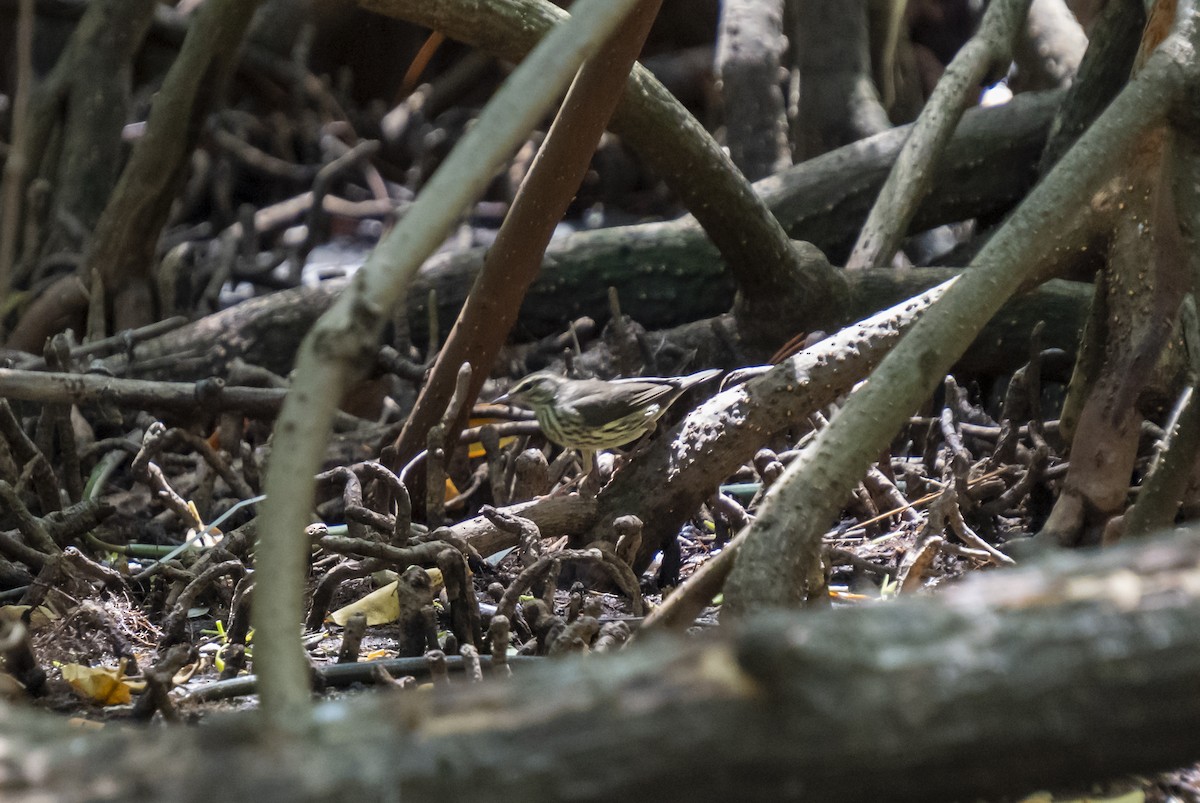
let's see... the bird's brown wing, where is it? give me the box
[563,371,719,420]
[562,379,678,420]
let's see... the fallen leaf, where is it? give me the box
[61,661,134,705]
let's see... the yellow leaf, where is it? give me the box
[444,477,460,501]
[329,568,444,626]
[466,418,517,459]
[61,662,133,705]
[330,581,400,626]
[426,567,444,593]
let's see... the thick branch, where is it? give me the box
[0,369,290,419]
[6,530,1200,801]
[584,280,948,569]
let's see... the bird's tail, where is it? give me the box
[678,368,722,389]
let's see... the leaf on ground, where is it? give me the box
[330,568,444,626]
[331,582,400,626]
[61,662,134,705]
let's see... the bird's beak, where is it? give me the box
[492,390,511,404]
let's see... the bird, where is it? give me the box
[496,369,722,473]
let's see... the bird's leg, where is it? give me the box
[547,449,606,497]
[579,449,603,497]
[546,449,593,497]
